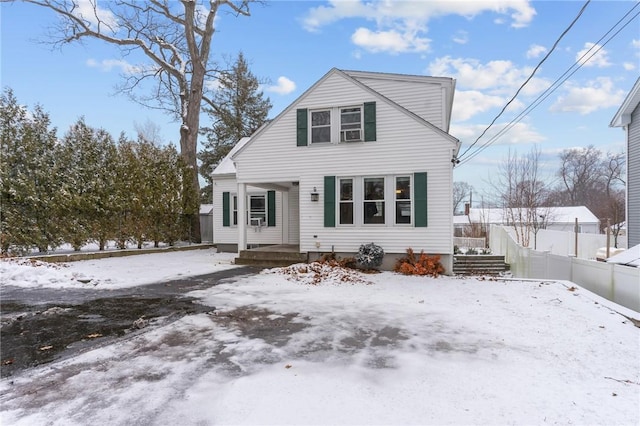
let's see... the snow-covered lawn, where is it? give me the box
[1,249,639,425]
[0,249,238,289]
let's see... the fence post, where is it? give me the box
[574,218,579,258]
[544,250,550,280]
[606,218,611,259]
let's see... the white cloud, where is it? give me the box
[452,121,545,148]
[302,0,535,55]
[75,0,118,31]
[86,58,143,75]
[451,90,507,122]
[303,0,536,32]
[550,77,626,115]
[351,27,430,54]
[576,42,611,68]
[427,56,550,96]
[452,30,468,45]
[526,44,547,59]
[632,39,640,49]
[266,76,296,95]
[204,78,221,92]
[623,62,636,71]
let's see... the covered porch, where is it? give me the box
[236,180,301,253]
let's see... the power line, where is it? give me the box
[457,2,640,167]
[456,0,591,161]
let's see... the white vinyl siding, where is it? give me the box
[345,73,452,131]
[234,71,456,256]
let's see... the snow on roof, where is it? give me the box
[211,136,251,176]
[199,204,214,215]
[453,206,599,225]
[606,244,640,267]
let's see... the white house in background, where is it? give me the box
[453,206,601,236]
[610,77,640,248]
[212,68,460,271]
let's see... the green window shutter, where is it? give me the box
[363,102,376,142]
[324,176,336,227]
[414,172,427,227]
[267,190,276,227]
[222,192,230,227]
[297,108,308,146]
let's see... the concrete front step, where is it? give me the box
[238,250,308,262]
[234,257,304,268]
[235,249,308,268]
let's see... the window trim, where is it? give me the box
[363,176,386,226]
[394,175,412,226]
[248,193,267,226]
[309,108,332,144]
[338,177,355,226]
[339,106,363,143]
[307,105,367,145]
[331,175,419,227]
[232,194,238,227]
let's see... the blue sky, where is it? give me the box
[1,0,639,195]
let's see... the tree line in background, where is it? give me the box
[0,51,270,255]
[1,88,188,255]
[454,145,626,246]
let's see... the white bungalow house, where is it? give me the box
[212,68,460,272]
[610,77,640,248]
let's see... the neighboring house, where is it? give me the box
[610,77,640,248]
[453,206,601,236]
[212,68,460,271]
[199,204,214,243]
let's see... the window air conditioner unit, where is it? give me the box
[342,129,361,142]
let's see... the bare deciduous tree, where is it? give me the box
[16,0,255,241]
[553,146,625,233]
[490,147,552,247]
[557,145,605,205]
[453,181,473,214]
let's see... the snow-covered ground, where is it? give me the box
[1,249,639,425]
[0,249,238,289]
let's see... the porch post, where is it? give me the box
[282,190,289,244]
[238,182,247,251]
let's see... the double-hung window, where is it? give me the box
[310,109,331,143]
[248,194,266,226]
[363,177,385,224]
[395,176,411,224]
[339,178,354,225]
[232,194,238,226]
[340,107,362,142]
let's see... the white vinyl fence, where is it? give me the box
[453,237,486,249]
[490,225,640,313]
[501,227,628,259]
